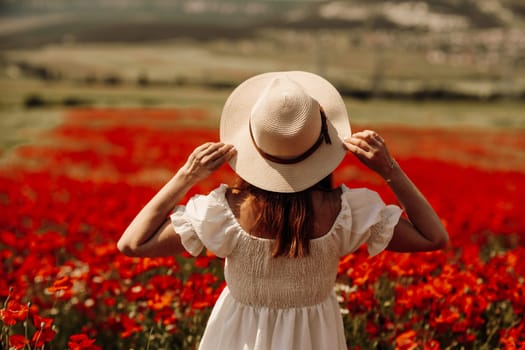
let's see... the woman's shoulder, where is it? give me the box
[182,184,231,218]
[339,184,383,203]
[224,185,261,234]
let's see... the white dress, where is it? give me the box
[170,184,402,350]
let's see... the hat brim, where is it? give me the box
[220,71,351,193]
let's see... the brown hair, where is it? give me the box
[228,175,333,258]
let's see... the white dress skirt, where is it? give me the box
[170,184,402,350]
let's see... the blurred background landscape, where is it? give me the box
[1,0,524,152]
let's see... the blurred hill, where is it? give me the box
[1,0,524,101]
[1,0,524,47]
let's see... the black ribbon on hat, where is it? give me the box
[249,109,332,165]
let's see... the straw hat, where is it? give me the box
[220,71,351,193]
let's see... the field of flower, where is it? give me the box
[1,108,524,349]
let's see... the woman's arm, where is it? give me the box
[117,142,235,257]
[344,130,449,252]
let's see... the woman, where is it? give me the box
[118,71,449,349]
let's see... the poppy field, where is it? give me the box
[1,108,524,349]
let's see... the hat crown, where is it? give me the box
[250,77,321,158]
[219,70,350,193]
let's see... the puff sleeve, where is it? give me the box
[337,186,403,257]
[169,185,241,258]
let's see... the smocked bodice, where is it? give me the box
[225,233,340,308]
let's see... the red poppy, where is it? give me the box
[0,300,29,326]
[47,275,74,294]
[8,335,29,350]
[26,313,56,347]
[194,256,212,269]
[31,327,56,348]
[120,314,143,338]
[68,334,101,350]
[431,307,461,330]
[396,330,418,350]
[32,313,54,330]
[147,292,174,311]
[423,339,441,350]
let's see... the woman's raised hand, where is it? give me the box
[118,142,235,257]
[344,130,449,252]
[343,130,396,181]
[180,142,236,183]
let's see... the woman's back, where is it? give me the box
[226,187,342,241]
[222,186,343,309]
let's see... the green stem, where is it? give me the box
[3,327,9,350]
[32,324,43,350]
[24,302,30,350]
[145,326,154,350]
